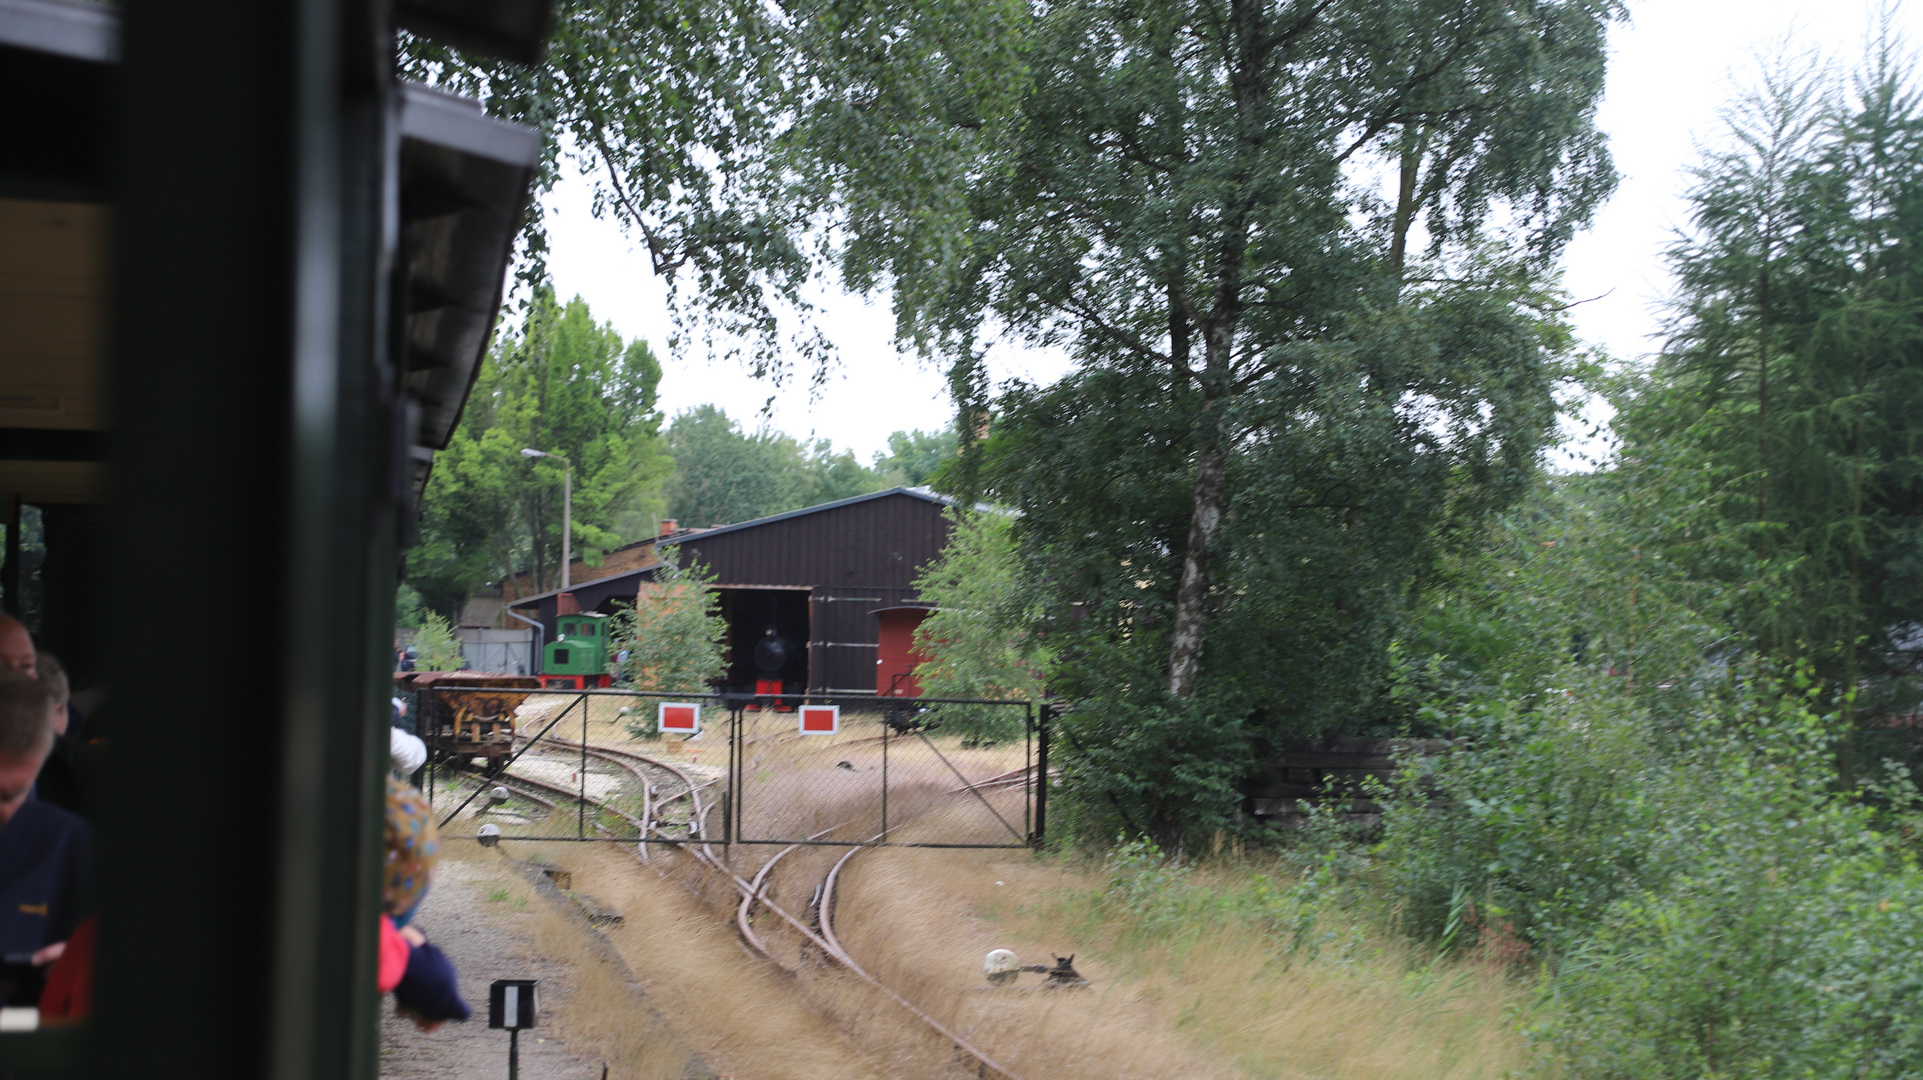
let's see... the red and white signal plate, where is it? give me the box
[797,704,839,736]
[658,702,701,735]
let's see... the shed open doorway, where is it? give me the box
[717,585,810,700]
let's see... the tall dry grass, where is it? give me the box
[830,804,1546,1080]
[438,845,700,1080]
[512,838,965,1080]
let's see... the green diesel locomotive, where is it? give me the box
[540,611,614,689]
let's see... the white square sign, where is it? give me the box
[798,704,840,735]
[658,702,701,735]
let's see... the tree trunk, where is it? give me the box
[1388,124,1426,281]
[1758,259,1770,530]
[1167,416,1226,699]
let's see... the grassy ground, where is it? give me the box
[833,824,1545,1080]
[437,700,1546,1079]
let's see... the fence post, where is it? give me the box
[1024,702,1032,841]
[578,691,589,839]
[424,687,435,806]
[726,704,737,846]
[1034,702,1050,850]
[881,706,889,841]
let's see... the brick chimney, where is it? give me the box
[556,592,580,616]
[659,518,678,535]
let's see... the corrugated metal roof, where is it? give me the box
[506,486,951,607]
[666,485,948,544]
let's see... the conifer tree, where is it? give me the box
[1628,37,1923,711]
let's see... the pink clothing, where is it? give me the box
[377,914,411,993]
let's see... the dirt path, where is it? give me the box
[380,855,707,1080]
[379,859,608,1078]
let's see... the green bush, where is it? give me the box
[910,507,1047,744]
[1053,692,1251,852]
[1548,692,1923,1078]
[1377,675,1659,955]
[1382,666,1923,1078]
[412,612,464,672]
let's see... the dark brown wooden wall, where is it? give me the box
[676,491,951,693]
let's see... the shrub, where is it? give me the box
[1377,674,1659,954]
[1549,692,1923,1078]
[911,507,1048,744]
[413,611,465,671]
[1054,692,1251,852]
[1383,664,1923,1077]
[611,545,728,738]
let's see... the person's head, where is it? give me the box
[36,652,68,736]
[0,672,56,826]
[0,616,35,679]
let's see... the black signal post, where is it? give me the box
[489,978,538,1080]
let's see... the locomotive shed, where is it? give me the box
[505,488,954,698]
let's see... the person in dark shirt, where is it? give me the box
[0,672,92,975]
[31,653,96,822]
[379,776,468,1028]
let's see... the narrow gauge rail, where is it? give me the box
[735,822,845,966]
[525,734,722,846]
[448,732,1029,1080]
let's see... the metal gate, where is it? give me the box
[726,695,1042,849]
[411,687,1047,851]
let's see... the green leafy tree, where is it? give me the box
[1393,458,1743,734]
[873,426,957,488]
[614,546,728,736]
[663,406,806,526]
[399,0,824,369]
[412,612,465,671]
[911,508,1048,740]
[393,584,428,630]
[662,406,889,526]
[408,292,672,614]
[796,439,885,506]
[815,0,1620,841]
[823,0,1621,707]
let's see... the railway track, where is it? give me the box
[735,821,845,968]
[455,733,1029,1080]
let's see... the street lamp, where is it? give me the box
[520,448,572,591]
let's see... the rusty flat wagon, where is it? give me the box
[395,671,543,775]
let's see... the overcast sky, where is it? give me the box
[541,0,1920,464]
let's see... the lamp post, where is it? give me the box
[520,448,572,591]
